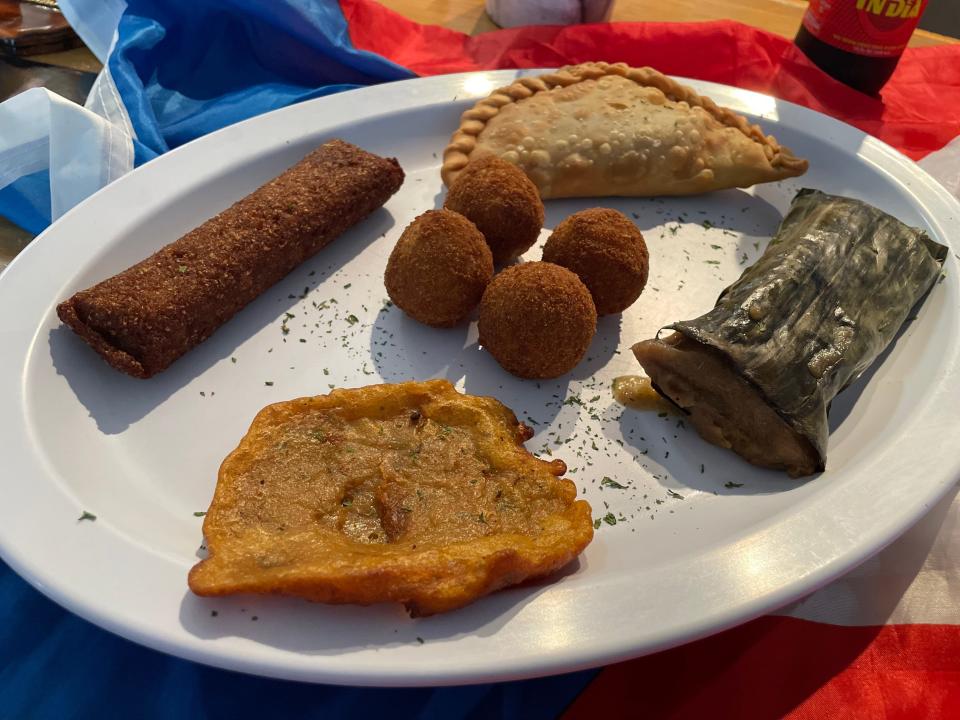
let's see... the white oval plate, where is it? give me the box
[0,71,958,686]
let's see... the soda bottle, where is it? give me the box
[795,0,930,95]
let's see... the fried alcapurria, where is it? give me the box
[188,380,593,616]
[58,139,404,378]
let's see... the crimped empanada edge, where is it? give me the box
[440,62,809,188]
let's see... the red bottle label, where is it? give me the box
[802,0,929,57]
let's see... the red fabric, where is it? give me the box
[561,617,960,719]
[341,0,960,160]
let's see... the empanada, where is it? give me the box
[442,63,808,199]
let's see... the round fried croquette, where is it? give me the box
[478,262,597,379]
[385,209,494,327]
[542,208,649,315]
[444,155,544,265]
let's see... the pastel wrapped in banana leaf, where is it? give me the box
[633,189,947,477]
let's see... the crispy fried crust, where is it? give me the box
[188,380,593,616]
[384,209,494,327]
[443,155,544,265]
[478,262,597,379]
[543,208,649,315]
[57,140,404,378]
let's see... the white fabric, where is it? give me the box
[781,483,960,625]
[484,0,614,27]
[84,67,137,141]
[0,88,134,222]
[919,135,960,199]
[0,0,132,223]
[73,0,138,201]
[57,0,127,64]
[59,0,134,136]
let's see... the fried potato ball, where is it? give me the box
[385,209,494,327]
[444,155,545,265]
[479,262,597,379]
[542,208,649,315]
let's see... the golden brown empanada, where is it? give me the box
[442,63,808,199]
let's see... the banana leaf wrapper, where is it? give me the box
[633,188,948,477]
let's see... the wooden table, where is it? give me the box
[379,0,956,48]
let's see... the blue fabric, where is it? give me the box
[0,171,53,235]
[109,0,414,154]
[0,565,594,719]
[0,0,413,231]
[133,136,160,167]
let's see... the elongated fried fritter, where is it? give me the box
[188,380,594,616]
[57,139,404,378]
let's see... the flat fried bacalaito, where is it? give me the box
[442,62,808,199]
[633,189,947,477]
[189,380,593,616]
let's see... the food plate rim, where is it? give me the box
[0,69,958,686]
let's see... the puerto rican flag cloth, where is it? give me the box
[0,1,958,717]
